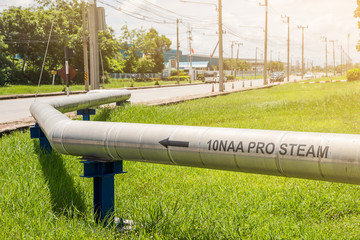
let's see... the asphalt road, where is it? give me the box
[0,78,288,124]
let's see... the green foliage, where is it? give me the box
[7,68,51,85]
[0,1,121,85]
[168,70,189,81]
[346,68,360,81]
[0,37,11,86]
[226,75,234,80]
[142,28,171,73]
[224,59,250,71]
[120,25,171,74]
[268,61,284,72]
[170,69,188,76]
[197,73,204,80]
[354,2,360,51]
[167,76,190,81]
[136,56,155,74]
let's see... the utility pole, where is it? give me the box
[177,19,180,84]
[82,0,89,91]
[278,51,280,71]
[180,0,220,85]
[321,36,328,77]
[298,25,308,79]
[234,42,243,80]
[329,40,337,76]
[340,45,343,75]
[64,46,74,96]
[255,47,258,80]
[231,41,234,77]
[218,0,224,91]
[259,0,268,85]
[88,0,99,89]
[347,34,350,71]
[282,15,290,82]
[187,26,193,81]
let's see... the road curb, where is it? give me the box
[0,83,206,100]
[0,90,86,100]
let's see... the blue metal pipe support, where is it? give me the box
[30,123,52,152]
[77,109,96,121]
[81,159,126,223]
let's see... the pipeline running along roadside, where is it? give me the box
[30,90,360,185]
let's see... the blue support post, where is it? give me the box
[77,109,96,121]
[81,160,126,223]
[77,108,127,224]
[30,123,52,152]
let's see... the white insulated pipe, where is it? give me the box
[30,90,360,185]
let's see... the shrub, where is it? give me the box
[346,68,360,81]
[197,73,204,81]
[170,70,188,77]
[154,81,159,85]
[226,75,234,80]
[167,76,190,81]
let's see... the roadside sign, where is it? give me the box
[58,65,78,81]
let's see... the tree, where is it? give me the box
[0,0,122,84]
[141,28,171,73]
[119,25,144,73]
[0,37,11,86]
[355,1,360,51]
[0,7,40,71]
[119,26,171,74]
[136,56,155,77]
[223,59,250,71]
[267,61,284,72]
[237,60,250,71]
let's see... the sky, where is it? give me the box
[1,0,360,67]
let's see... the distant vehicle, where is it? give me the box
[304,72,314,79]
[204,71,227,83]
[296,72,303,76]
[204,72,218,83]
[269,72,285,83]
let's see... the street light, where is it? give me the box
[180,0,224,92]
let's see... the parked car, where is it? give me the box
[269,72,285,83]
[304,72,314,79]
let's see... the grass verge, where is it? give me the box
[0,79,201,96]
[2,81,360,238]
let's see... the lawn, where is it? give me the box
[1,81,360,239]
[298,75,346,83]
[0,78,198,95]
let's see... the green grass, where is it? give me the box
[0,79,200,95]
[2,81,360,238]
[298,75,346,83]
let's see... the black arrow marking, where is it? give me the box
[159,138,189,149]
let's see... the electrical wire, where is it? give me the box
[35,11,56,100]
